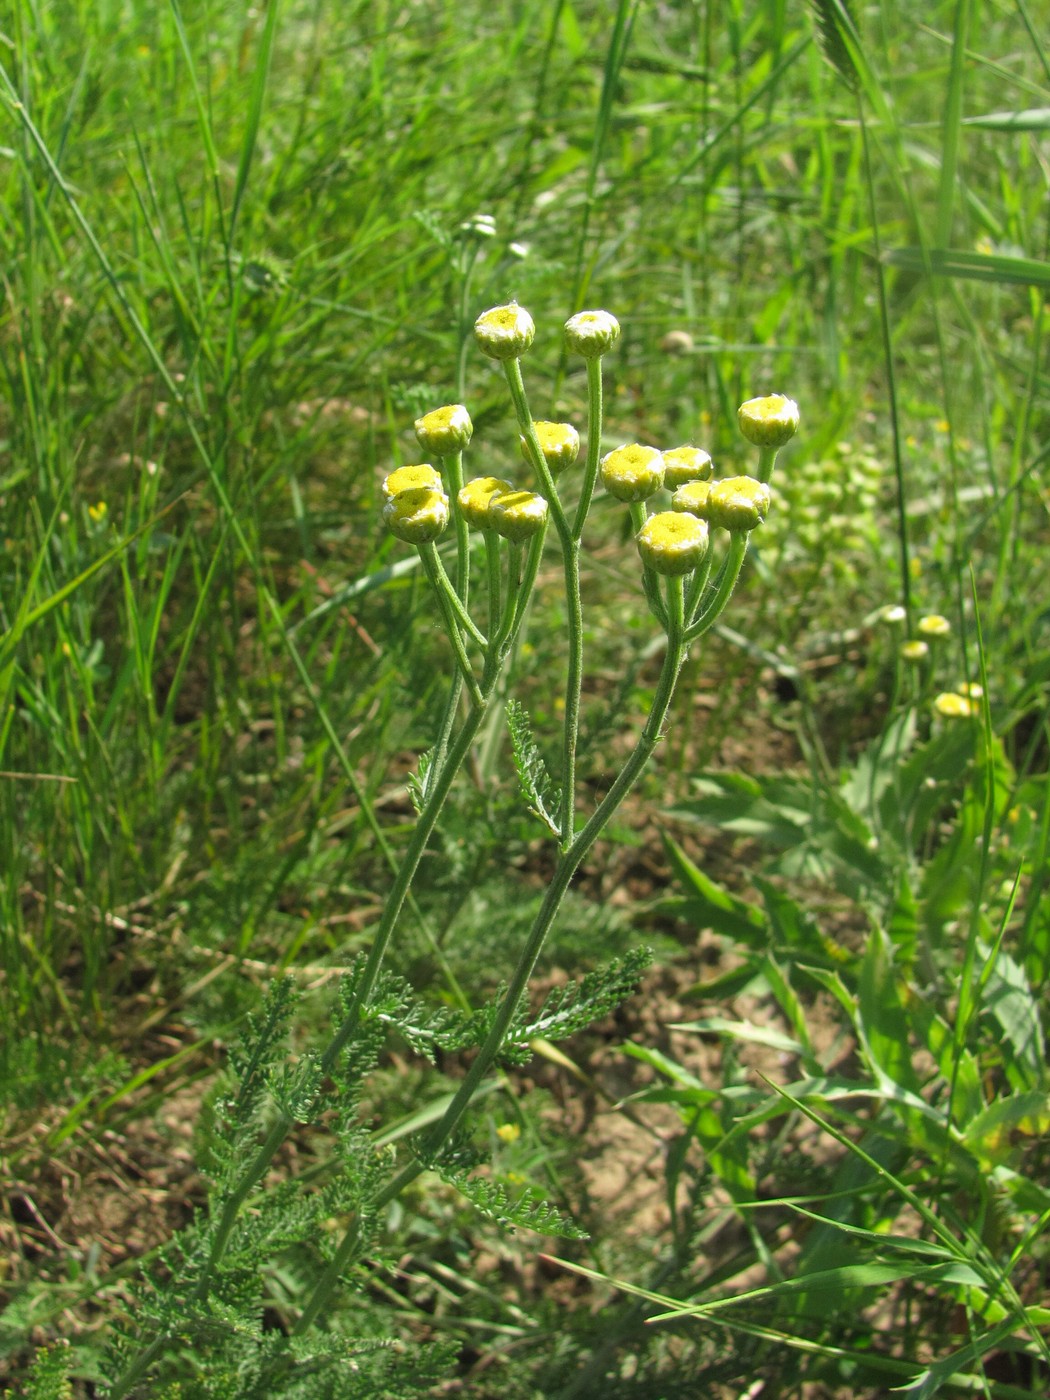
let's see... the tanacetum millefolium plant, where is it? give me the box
[98,306,798,1396]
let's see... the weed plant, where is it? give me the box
[1,0,1048,1396]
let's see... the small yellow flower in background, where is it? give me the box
[414,404,473,455]
[474,303,535,361]
[636,511,709,576]
[88,501,108,523]
[905,434,918,448]
[918,613,951,639]
[383,463,442,503]
[600,444,665,502]
[958,681,984,700]
[934,419,951,434]
[564,309,621,359]
[909,556,923,580]
[901,639,930,663]
[934,692,973,718]
[505,1170,527,1186]
[496,1122,521,1144]
[523,421,581,475]
[877,604,907,627]
[663,445,713,489]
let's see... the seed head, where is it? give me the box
[474,303,535,361]
[663,445,713,489]
[600,444,665,503]
[522,421,581,475]
[383,486,449,543]
[457,476,516,530]
[414,404,473,455]
[738,394,800,449]
[487,488,549,541]
[637,512,709,577]
[564,309,621,359]
[383,463,442,502]
[704,476,771,532]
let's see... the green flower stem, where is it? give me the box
[419,542,487,651]
[685,533,748,644]
[501,358,584,849]
[418,545,485,707]
[684,544,715,626]
[756,445,779,484]
[484,528,502,644]
[571,356,605,540]
[294,580,690,1334]
[442,449,470,604]
[628,501,668,627]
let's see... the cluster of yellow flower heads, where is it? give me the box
[382,303,801,585]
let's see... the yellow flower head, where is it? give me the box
[901,639,930,663]
[414,404,473,455]
[563,309,621,359]
[383,463,442,502]
[495,1122,521,1144]
[663,445,714,489]
[671,479,713,519]
[917,613,951,639]
[487,488,549,541]
[383,486,449,543]
[600,444,665,502]
[737,394,800,449]
[474,303,535,361]
[457,476,516,530]
[878,604,907,627]
[704,475,771,532]
[934,692,973,718]
[522,421,581,475]
[637,511,709,576]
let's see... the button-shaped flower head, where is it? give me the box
[457,476,516,530]
[487,488,549,542]
[521,421,581,475]
[934,692,974,718]
[383,486,449,543]
[663,445,713,489]
[738,394,800,449]
[600,444,665,503]
[637,512,710,577]
[901,639,930,663]
[414,404,473,455]
[918,613,951,639]
[474,303,536,361]
[671,480,713,519]
[382,463,443,503]
[704,476,771,533]
[564,309,621,359]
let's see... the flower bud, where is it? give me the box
[521,421,581,475]
[704,476,771,532]
[671,480,712,518]
[901,639,929,663]
[564,309,621,359]
[917,613,951,639]
[383,486,449,543]
[637,511,709,577]
[414,404,473,455]
[738,394,800,449]
[600,444,665,503]
[457,476,515,530]
[474,303,535,361]
[934,691,973,718]
[487,488,549,541]
[382,463,442,502]
[663,445,713,489]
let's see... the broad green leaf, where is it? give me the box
[962,107,1050,130]
[887,245,1050,289]
[962,1091,1050,1168]
[661,836,767,945]
[978,942,1047,1092]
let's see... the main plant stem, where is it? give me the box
[292,580,688,1336]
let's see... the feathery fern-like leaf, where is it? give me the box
[506,699,562,836]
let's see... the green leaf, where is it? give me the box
[886,246,1050,289]
[506,698,561,836]
[978,943,1047,1091]
[661,836,767,946]
[436,1165,587,1239]
[857,924,921,1098]
[962,107,1050,130]
[962,1091,1050,1169]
